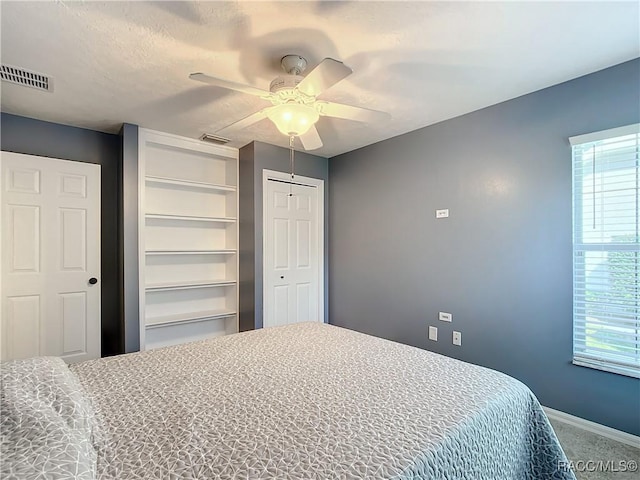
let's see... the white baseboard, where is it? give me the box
[544,406,640,449]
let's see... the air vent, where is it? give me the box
[1,64,53,92]
[199,133,230,145]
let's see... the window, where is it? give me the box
[570,124,639,378]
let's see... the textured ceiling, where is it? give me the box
[1,1,638,157]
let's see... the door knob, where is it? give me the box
[89,277,98,285]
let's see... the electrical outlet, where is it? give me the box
[439,312,452,322]
[435,209,449,218]
[429,326,438,341]
[453,331,462,346]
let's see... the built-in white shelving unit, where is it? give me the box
[138,129,238,350]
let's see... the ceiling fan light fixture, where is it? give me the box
[191,56,385,150]
[267,103,319,136]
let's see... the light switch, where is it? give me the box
[439,312,452,322]
[429,326,438,341]
[453,331,462,346]
[436,209,449,218]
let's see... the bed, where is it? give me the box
[1,322,575,479]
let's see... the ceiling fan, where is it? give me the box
[189,55,389,150]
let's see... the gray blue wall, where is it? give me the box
[1,113,124,357]
[120,123,140,353]
[239,141,328,331]
[328,59,640,435]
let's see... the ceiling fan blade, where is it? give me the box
[189,73,271,98]
[299,125,323,151]
[216,108,271,134]
[296,58,352,97]
[317,101,390,124]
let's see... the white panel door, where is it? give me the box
[1,152,101,363]
[264,172,323,328]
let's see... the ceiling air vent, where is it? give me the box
[1,64,53,92]
[199,133,230,145]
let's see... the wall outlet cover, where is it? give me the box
[429,326,438,341]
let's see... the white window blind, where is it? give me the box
[570,124,639,378]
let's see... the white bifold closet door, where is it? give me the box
[263,171,324,328]
[1,152,101,363]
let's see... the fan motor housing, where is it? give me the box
[269,75,304,94]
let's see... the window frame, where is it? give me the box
[569,124,639,379]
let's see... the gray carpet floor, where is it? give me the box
[550,419,640,480]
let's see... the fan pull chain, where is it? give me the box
[289,135,295,197]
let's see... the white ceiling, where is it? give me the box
[1,1,638,157]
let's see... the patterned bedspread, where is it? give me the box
[2,322,575,479]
